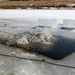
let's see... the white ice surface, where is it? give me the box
[0,10,75,19]
[0,44,75,75]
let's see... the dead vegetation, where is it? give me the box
[0,1,74,9]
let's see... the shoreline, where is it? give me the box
[0,1,75,9]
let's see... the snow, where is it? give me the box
[41,28,55,44]
[0,10,75,19]
[7,27,56,46]
[17,36,29,44]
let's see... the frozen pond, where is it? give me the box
[0,10,75,75]
[1,41,75,75]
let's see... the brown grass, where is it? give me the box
[0,1,74,9]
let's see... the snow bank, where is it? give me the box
[0,27,56,52]
[17,28,56,46]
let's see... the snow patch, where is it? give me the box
[17,36,29,45]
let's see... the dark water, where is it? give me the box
[35,36,75,60]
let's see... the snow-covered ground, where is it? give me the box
[0,10,75,19]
